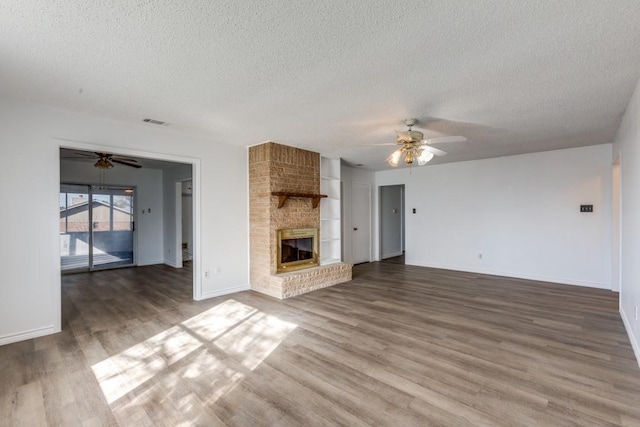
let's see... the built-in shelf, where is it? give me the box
[320,157,342,266]
[271,192,327,209]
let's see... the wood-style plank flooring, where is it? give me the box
[2,261,640,426]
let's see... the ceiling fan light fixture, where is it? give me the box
[387,149,402,167]
[94,158,114,169]
[404,149,415,165]
[376,118,465,170]
[417,150,434,166]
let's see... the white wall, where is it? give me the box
[60,159,165,265]
[0,100,248,345]
[340,165,375,264]
[375,144,613,289]
[613,76,640,364]
[380,185,403,258]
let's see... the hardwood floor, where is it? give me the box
[381,253,405,264]
[2,262,640,426]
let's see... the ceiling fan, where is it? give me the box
[372,118,467,168]
[64,152,142,169]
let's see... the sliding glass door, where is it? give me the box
[60,184,135,272]
[91,188,135,268]
[60,184,91,271]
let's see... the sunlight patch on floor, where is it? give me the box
[182,299,259,341]
[91,299,297,405]
[213,311,297,370]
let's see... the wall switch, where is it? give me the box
[215,267,222,276]
[580,205,593,213]
[635,305,638,321]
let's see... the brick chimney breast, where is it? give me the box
[248,142,351,299]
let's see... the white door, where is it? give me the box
[352,182,371,264]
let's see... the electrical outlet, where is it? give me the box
[204,270,210,278]
[478,253,483,259]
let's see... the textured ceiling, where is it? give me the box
[2,1,640,170]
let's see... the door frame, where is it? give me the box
[57,138,203,301]
[612,155,622,294]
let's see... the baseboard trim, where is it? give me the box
[199,284,251,300]
[621,307,640,369]
[0,325,59,346]
[407,261,610,290]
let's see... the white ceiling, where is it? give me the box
[3,1,640,170]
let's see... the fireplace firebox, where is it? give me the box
[276,228,319,273]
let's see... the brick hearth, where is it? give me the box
[248,142,352,299]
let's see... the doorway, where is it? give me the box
[60,184,135,272]
[58,142,202,300]
[379,184,405,262]
[181,180,193,262]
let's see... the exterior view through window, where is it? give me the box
[60,184,134,271]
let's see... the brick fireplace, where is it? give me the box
[249,142,352,299]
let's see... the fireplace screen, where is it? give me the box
[277,228,319,273]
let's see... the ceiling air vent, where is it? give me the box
[143,118,168,126]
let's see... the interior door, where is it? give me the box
[351,181,371,264]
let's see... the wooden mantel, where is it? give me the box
[271,192,327,209]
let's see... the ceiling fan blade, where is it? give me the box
[112,159,142,169]
[424,136,467,144]
[358,142,399,147]
[112,157,138,163]
[73,152,98,158]
[421,145,448,157]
